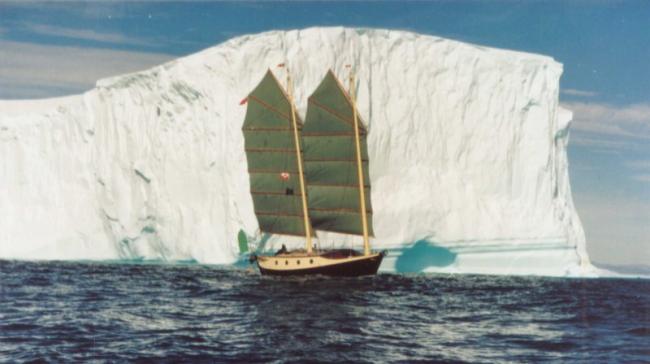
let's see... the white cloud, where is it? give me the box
[0,40,173,99]
[569,134,630,151]
[21,22,149,46]
[623,160,650,183]
[631,174,650,183]
[562,101,650,151]
[4,2,132,20]
[573,193,650,265]
[561,88,598,97]
[564,101,650,138]
[626,160,650,171]
[565,104,650,266]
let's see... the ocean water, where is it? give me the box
[1,260,648,363]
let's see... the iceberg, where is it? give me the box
[0,27,594,276]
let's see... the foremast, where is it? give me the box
[285,69,314,254]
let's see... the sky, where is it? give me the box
[0,1,648,267]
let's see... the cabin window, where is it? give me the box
[285,188,294,195]
[285,260,288,265]
[297,260,300,265]
[275,260,278,265]
[310,259,313,264]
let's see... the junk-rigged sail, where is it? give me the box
[242,70,314,238]
[245,67,384,276]
[303,70,374,237]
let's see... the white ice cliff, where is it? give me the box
[0,27,593,276]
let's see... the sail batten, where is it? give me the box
[307,98,357,128]
[242,70,314,237]
[248,95,291,119]
[245,148,298,153]
[303,71,374,237]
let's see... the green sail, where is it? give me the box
[303,70,374,236]
[242,70,313,237]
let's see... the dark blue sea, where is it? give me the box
[1,260,648,363]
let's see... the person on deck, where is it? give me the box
[276,244,288,255]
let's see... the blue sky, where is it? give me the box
[1,1,648,266]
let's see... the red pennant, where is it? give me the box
[239,97,248,105]
[277,63,286,68]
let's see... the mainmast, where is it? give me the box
[286,68,313,254]
[348,68,371,256]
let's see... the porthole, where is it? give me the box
[297,260,300,265]
[285,260,288,265]
[310,259,314,264]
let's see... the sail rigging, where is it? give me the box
[242,70,314,237]
[302,70,374,237]
[244,68,385,276]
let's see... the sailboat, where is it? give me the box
[243,66,384,276]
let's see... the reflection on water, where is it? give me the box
[1,260,648,362]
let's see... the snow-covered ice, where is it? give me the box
[0,27,594,276]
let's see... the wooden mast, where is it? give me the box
[348,68,371,256]
[286,68,313,254]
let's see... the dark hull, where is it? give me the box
[258,253,384,277]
